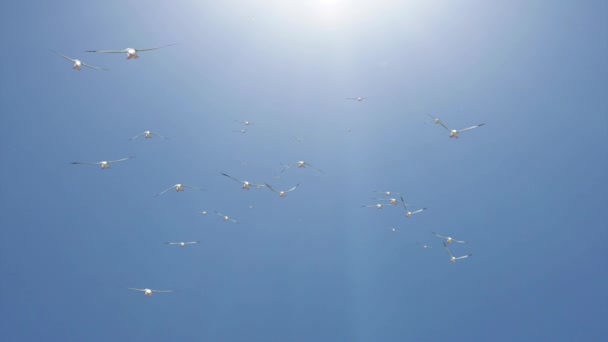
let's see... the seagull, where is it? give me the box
[232,129,247,134]
[433,232,467,245]
[362,203,385,209]
[70,156,134,169]
[417,243,432,249]
[129,131,167,141]
[443,242,472,264]
[373,191,400,197]
[265,183,300,197]
[52,50,107,71]
[128,288,173,297]
[214,211,238,223]
[86,44,177,59]
[221,173,266,190]
[239,120,253,126]
[199,211,208,215]
[427,114,485,138]
[399,196,427,218]
[155,184,201,197]
[280,161,323,173]
[346,97,367,102]
[164,241,200,247]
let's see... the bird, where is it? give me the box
[128,288,173,297]
[427,114,485,138]
[155,184,201,197]
[417,243,432,249]
[129,131,167,141]
[232,129,247,134]
[443,242,472,264]
[280,161,323,173]
[373,191,400,197]
[86,44,177,59]
[221,173,266,190]
[362,204,385,209]
[346,97,367,102]
[214,211,238,223]
[164,241,200,247]
[52,50,107,71]
[265,183,300,197]
[240,120,253,126]
[399,196,427,217]
[70,156,134,169]
[433,232,467,245]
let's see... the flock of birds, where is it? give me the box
[59,44,484,297]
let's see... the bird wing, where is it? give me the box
[182,185,201,190]
[150,132,168,139]
[82,62,108,70]
[411,208,427,215]
[442,242,454,258]
[456,254,472,260]
[128,288,146,292]
[286,183,300,192]
[86,49,126,53]
[52,50,75,62]
[151,289,173,293]
[129,132,146,141]
[457,124,485,133]
[399,196,409,211]
[221,173,244,184]
[279,163,296,173]
[453,239,467,243]
[437,120,452,131]
[306,163,324,174]
[135,44,177,52]
[164,242,180,245]
[107,157,134,163]
[70,161,101,165]
[265,183,278,193]
[433,232,447,239]
[185,241,200,244]
[155,185,177,197]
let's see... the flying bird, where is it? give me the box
[52,50,107,71]
[155,184,201,197]
[373,191,400,197]
[433,232,467,245]
[362,204,386,209]
[427,114,485,138]
[280,161,323,173]
[128,288,173,297]
[265,183,300,197]
[374,198,398,205]
[443,242,472,264]
[86,44,177,59]
[417,243,432,249]
[221,173,266,190]
[129,131,167,141]
[232,129,247,134]
[70,156,134,169]
[399,196,427,217]
[214,211,239,223]
[346,97,367,102]
[164,241,200,247]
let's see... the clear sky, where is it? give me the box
[0,0,606,341]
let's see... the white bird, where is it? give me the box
[433,232,467,245]
[199,211,208,215]
[240,120,253,126]
[129,130,167,141]
[427,114,485,138]
[155,184,201,197]
[417,243,432,249]
[346,97,367,102]
[362,203,385,209]
[128,288,173,297]
[214,210,238,223]
[86,44,177,59]
[280,161,323,173]
[52,50,107,71]
[70,156,134,169]
[221,173,266,190]
[399,196,427,218]
[265,183,300,197]
[443,242,472,264]
[164,241,200,247]
[232,129,247,134]
[373,191,400,197]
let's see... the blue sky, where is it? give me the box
[0,0,606,340]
